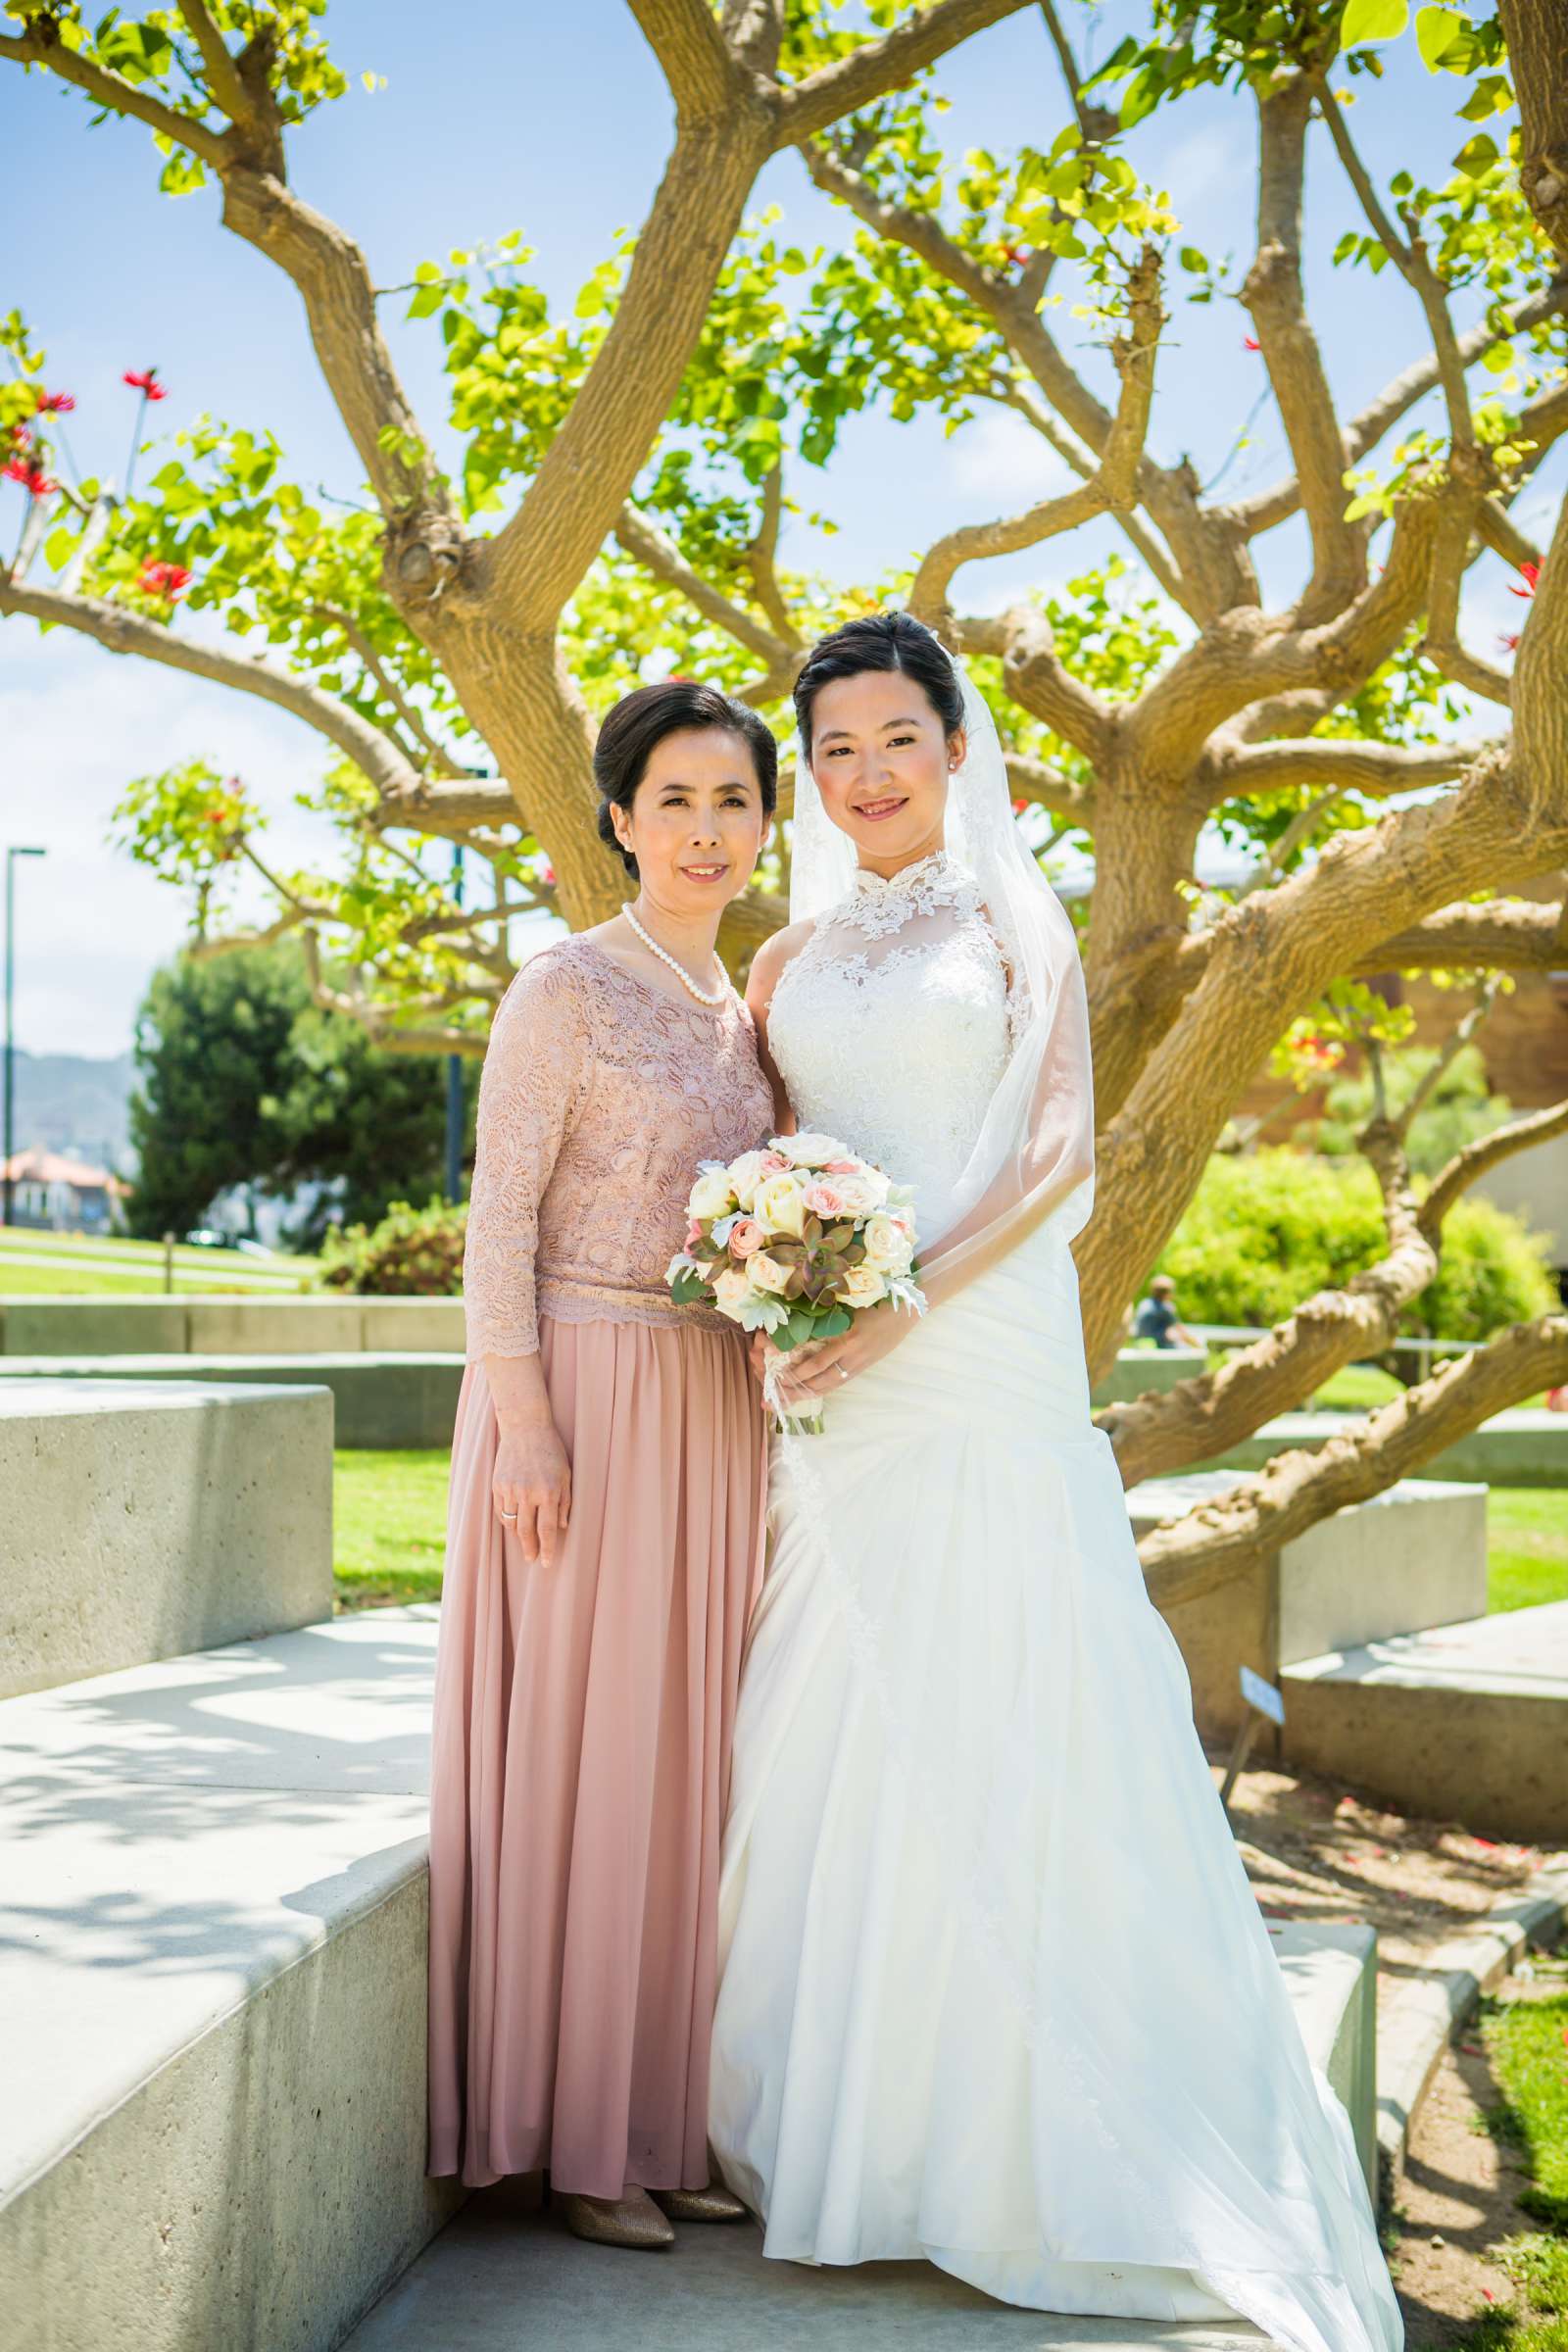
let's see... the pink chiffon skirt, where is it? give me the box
[425,1316,767,2196]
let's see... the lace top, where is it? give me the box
[766,850,1023,1244]
[462,935,775,1358]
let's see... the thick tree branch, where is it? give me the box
[0,23,228,170]
[630,0,744,115]
[1500,0,1568,266]
[1103,1118,1435,1489]
[1137,1315,1568,1609]
[771,0,1034,145]
[1420,1093,1568,1237]
[1005,753,1096,822]
[1423,500,1513,706]
[1213,734,1496,804]
[956,608,1117,766]
[1244,78,1363,615]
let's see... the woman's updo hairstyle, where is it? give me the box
[792,610,965,762]
[594,677,778,880]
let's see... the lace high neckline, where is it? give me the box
[831,848,980,939]
[850,848,963,903]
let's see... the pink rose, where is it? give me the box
[685,1219,703,1249]
[760,1151,790,1174]
[728,1218,765,1258]
[802,1184,845,1219]
[825,1158,859,1175]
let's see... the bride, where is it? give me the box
[707,612,1403,2352]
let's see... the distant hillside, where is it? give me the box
[6,1047,134,1172]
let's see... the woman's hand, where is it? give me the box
[757,1307,911,1406]
[492,1415,573,1567]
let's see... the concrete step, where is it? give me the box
[0,1377,334,1698]
[1283,1598,1568,1840]
[341,2191,1267,2348]
[0,1292,466,1356]
[1187,1405,1568,1488]
[0,1604,462,2352]
[0,1600,1376,2351]
[1129,1472,1487,1742]
[0,1349,463,1449]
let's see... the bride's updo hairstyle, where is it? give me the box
[793,611,966,762]
[596,676,779,878]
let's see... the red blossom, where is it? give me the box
[540,861,557,887]
[1243,335,1261,352]
[1508,560,1540,598]
[35,389,75,415]
[137,559,192,601]
[5,421,30,450]
[1497,630,1520,653]
[1009,796,1029,814]
[1001,243,1031,267]
[122,368,168,401]
[3,456,58,498]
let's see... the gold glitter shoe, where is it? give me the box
[557,2186,676,2250]
[650,2182,750,2223]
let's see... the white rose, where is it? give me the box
[776,1131,844,1170]
[753,1170,809,1240]
[725,1150,771,1212]
[823,1169,885,1219]
[862,1211,915,1273]
[688,1168,737,1222]
[836,1262,888,1309]
[747,1250,792,1296]
[711,1265,754,1320]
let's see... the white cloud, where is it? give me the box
[945,407,1073,503]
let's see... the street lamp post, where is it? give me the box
[3,845,48,1230]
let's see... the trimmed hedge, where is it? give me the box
[316,1196,466,1295]
[1156,1149,1557,1344]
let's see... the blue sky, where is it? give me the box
[1,0,1557,1060]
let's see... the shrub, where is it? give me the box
[315,1196,466,1295]
[1155,1150,1556,1345]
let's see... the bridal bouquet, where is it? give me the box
[665,1132,924,1430]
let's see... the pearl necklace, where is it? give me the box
[620,902,730,1006]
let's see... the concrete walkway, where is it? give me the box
[341,2186,1265,2348]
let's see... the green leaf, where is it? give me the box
[1415,5,1466,67]
[1452,130,1498,178]
[1340,0,1409,45]
[814,1306,853,1339]
[669,1271,710,1304]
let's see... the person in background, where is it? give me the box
[1131,1273,1200,1350]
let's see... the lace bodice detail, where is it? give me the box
[767,852,1020,1244]
[462,935,774,1357]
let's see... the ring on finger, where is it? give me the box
[500,1507,517,1522]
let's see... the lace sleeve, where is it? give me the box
[462,951,593,1360]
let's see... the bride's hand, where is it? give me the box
[774,1306,909,1399]
[751,1329,826,1407]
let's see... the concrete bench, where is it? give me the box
[1186,1405,1568,1489]
[0,1607,463,2352]
[0,1294,467,1357]
[0,1351,464,1451]
[0,1603,1374,2352]
[1129,1472,1488,1741]
[1284,1599,1568,1841]
[0,1379,334,1699]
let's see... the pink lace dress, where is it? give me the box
[426,934,773,2196]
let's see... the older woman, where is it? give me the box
[426,679,776,2250]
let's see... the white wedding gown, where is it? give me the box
[709,853,1402,2352]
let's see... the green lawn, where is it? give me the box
[331,1448,1568,1620]
[1489,1491,1568,1615]
[0,1227,318,1296]
[333,1448,451,1610]
[1456,1960,1568,2347]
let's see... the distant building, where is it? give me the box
[1,1149,130,1233]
